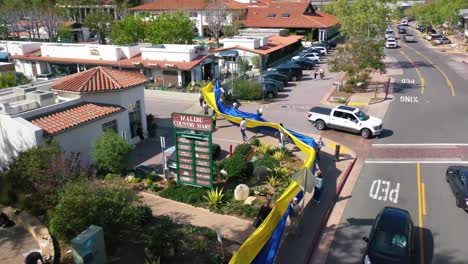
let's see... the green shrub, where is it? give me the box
[204,188,224,208]
[124,205,153,225]
[222,155,252,178]
[253,155,280,170]
[257,144,273,155]
[250,138,261,147]
[104,173,119,180]
[159,184,207,206]
[145,216,183,259]
[232,80,263,100]
[251,55,261,69]
[50,180,141,243]
[92,130,134,175]
[272,150,286,161]
[132,177,142,183]
[233,143,253,159]
[265,175,282,188]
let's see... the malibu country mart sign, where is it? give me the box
[171,112,214,188]
[172,113,213,131]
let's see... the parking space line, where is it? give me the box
[399,50,425,95]
[416,162,425,264]
[403,43,456,96]
[422,183,427,216]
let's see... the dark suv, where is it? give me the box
[362,207,415,264]
[269,64,303,81]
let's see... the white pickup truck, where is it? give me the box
[307,105,383,138]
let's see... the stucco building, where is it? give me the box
[0,67,148,169]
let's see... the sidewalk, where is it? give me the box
[139,192,254,244]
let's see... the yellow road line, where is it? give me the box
[416,162,425,264]
[422,183,427,216]
[403,44,456,96]
[399,50,425,95]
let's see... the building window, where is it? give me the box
[190,12,198,17]
[102,120,118,132]
[129,100,142,138]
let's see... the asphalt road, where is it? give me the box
[327,25,468,264]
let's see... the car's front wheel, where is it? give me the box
[266,92,274,99]
[456,196,463,208]
[291,75,298,82]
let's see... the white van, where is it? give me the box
[401,18,408,26]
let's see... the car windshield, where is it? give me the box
[355,111,370,121]
[370,230,408,257]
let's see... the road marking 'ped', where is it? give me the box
[369,179,400,203]
[399,50,425,95]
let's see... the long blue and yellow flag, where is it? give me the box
[201,80,317,264]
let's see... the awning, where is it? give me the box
[219,50,238,57]
[0,52,8,60]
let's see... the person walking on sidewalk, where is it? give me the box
[240,118,247,142]
[211,110,218,128]
[257,106,263,117]
[319,68,325,80]
[312,170,323,203]
[199,91,204,108]
[203,102,209,115]
[315,136,325,161]
[279,123,287,149]
[289,197,302,237]
[314,69,319,80]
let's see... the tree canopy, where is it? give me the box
[404,0,468,30]
[109,15,146,45]
[83,9,113,44]
[145,12,194,45]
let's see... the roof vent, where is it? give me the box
[267,13,276,18]
[282,13,290,18]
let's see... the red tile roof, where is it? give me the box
[244,2,338,28]
[130,0,268,11]
[31,103,124,135]
[10,52,209,71]
[51,67,148,93]
[213,35,303,55]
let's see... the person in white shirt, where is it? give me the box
[257,106,263,117]
[240,118,247,142]
[219,86,225,101]
[315,136,325,161]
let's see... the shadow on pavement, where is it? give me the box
[376,129,394,139]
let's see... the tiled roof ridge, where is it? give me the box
[98,67,125,90]
[301,14,327,27]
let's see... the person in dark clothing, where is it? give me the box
[136,126,144,141]
[257,202,272,224]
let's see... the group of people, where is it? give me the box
[313,68,326,80]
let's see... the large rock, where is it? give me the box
[253,166,271,181]
[234,184,250,201]
[244,196,257,205]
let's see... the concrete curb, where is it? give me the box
[319,72,346,106]
[0,205,55,262]
[303,157,357,264]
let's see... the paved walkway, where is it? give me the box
[139,192,254,244]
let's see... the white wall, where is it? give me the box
[52,111,129,163]
[75,86,147,144]
[0,115,43,169]
[223,38,261,49]
[0,42,42,56]
[141,45,208,62]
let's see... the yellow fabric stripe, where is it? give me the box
[201,82,316,263]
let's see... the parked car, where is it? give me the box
[397,24,405,30]
[401,17,408,26]
[262,83,279,99]
[260,77,284,91]
[307,105,383,138]
[416,25,426,32]
[398,27,406,34]
[301,47,324,56]
[385,29,395,39]
[403,34,415,42]
[425,33,442,41]
[362,207,415,264]
[446,166,468,210]
[297,53,321,62]
[268,64,303,81]
[434,36,451,45]
[385,38,398,48]
[166,144,221,170]
[289,57,316,70]
[261,72,288,86]
[309,46,327,55]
